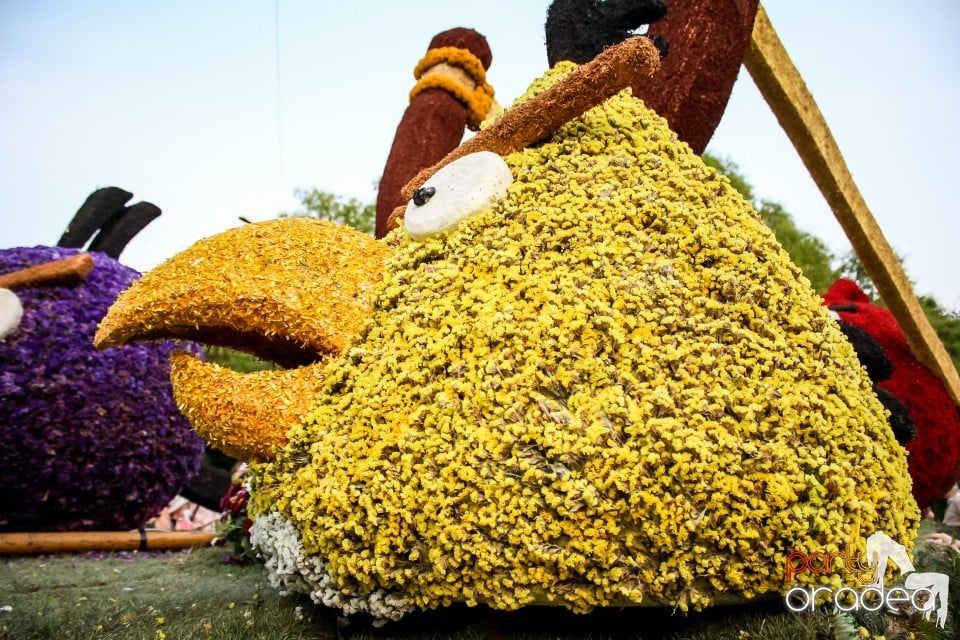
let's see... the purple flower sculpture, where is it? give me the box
[0,246,203,532]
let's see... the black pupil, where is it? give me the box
[413,186,436,206]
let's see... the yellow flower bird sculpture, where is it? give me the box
[96,36,917,623]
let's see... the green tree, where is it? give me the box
[920,296,960,373]
[281,188,376,235]
[702,154,839,293]
[835,250,879,300]
[203,344,278,373]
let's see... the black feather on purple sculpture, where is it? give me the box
[58,187,160,260]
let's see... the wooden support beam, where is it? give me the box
[743,3,960,404]
[0,530,217,555]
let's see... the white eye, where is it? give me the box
[0,288,23,341]
[404,151,513,240]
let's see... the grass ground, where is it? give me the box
[2,520,959,640]
[0,547,320,640]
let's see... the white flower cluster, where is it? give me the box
[250,512,414,624]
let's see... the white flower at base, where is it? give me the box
[250,512,414,624]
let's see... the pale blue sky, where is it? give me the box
[2,2,959,308]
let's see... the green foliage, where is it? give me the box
[830,608,859,640]
[281,188,376,235]
[203,346,278,373]
[921,295,960,374]
[836,251,880,300]
[216,474,258,566]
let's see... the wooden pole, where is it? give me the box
[742,3,960,404]
[0,530,218,555]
